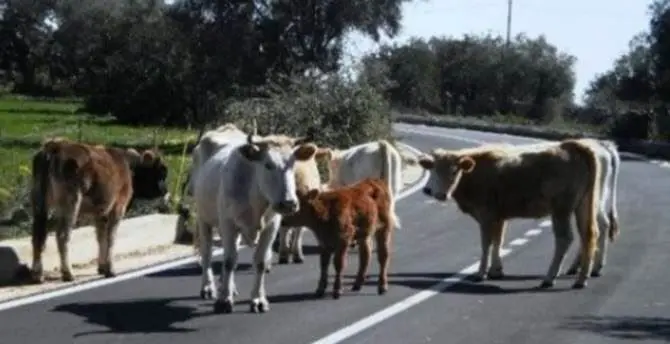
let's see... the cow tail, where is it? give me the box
[606,142,621,242]
[379,140,401,230]
[578,141,602,262]
[30,149,52,256]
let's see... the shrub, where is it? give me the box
[219,73,394,151]
[608,110,653,141]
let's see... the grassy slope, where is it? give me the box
[0,97,195,226]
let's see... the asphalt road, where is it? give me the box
[1,123,670,344]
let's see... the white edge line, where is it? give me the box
[311,249,512,344]
[0,142,430,312]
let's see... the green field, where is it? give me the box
[0,96,196,218]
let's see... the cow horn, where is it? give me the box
[247,133,255,145]
[294,127,316,146]
[252,118,258,136]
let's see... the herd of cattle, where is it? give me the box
[24,122,621,315]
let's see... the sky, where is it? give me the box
[342,0,653,105]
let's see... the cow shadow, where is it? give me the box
[560,315,670,341]
[148,262,253,278]
[51,296,205,336]
[343,272,572,294]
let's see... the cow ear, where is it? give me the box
[314,148,332,161]
[458,156,475,173]
[418,156,434,170]
[293,143,317,161]
[141,150,158,164]
[239,144,263,161]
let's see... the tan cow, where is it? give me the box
[418,139,602,289]
[30,137,169,283]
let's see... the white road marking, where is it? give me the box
[524,229,542,237]
[312,247,516,344]
[0,142,429,313]
[508,238,529,247]
[538,220,552,228]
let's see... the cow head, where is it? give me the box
[127,149,169,200]
[239,133,318,215]
[418,150,475,201]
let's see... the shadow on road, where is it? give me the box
[343,272,572,294]
[560,315,670,341]
[51,296,204,336]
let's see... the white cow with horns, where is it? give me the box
[192,130,318,314]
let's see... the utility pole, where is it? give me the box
[500,0,513,114]
[506,0,512,49]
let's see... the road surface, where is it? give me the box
[1,123,669,344]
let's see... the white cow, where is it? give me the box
[565,138,621,277]
[193,131,318,314]
[175,123,323,270]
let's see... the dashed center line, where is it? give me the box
[508,238,529,246]
[524,228,542,237]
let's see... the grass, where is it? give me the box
[0,96,197,236]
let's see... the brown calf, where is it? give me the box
[30,137,169,283]
[281,178,399,299]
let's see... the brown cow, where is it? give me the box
[418,139,602,289]
[29,137,169,283]
[281,178,400,299]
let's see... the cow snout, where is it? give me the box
[275,200,299,214]
[422,187,432,196]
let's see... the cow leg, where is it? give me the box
[352,235,371,292]
[473,222,493,282]
[375,228,391,295]
[290,226,305,264]
[315,248,333,298]
[566,208,609,277]
[197,220,216,300]
[249,218,281,313]
[488,220,507,280]
[573,201,599,289]
[214,220,238,313]
[55,194,81,282]
[277,226,291,264]
[540,212,574,288]
[332,240,349,300]
[30,208,49,284]
[96,209,123,278]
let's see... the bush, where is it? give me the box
[218,73,394,150]
[608,110,653,140]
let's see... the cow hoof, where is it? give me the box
[214,300,234,314]
[200,288,214,300]
[332,290,341,300]
[292,255,304,264]
[378,285,388,295]
[572,281,587,289]
[278,256,289,265]
[487,270,504,280]
[30,274,44,284]
[351,284,362,292]
[61,271,74,282]
[250,299,269,313]
[539,280,554,289]
[590,269,602,278]
[471,274,485,283]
